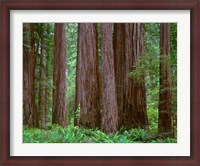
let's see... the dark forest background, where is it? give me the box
[23,23,177,143]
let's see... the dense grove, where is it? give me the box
[23,23,177,143]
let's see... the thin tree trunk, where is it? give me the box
[122,23,148,130]
[101,23,118,133]
[52,23,67,127]
[74,25,81,126]
[23,23,38,128]
[75,23,101,129]
[158,23,172,137]
[45,54,49,128]
[39,26,47,129]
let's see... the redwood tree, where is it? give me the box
[158,23,172,137]
[52,23,67,127]
[23,23,38,128]
[75,23,101,129]
[113,23,125,128]
[122,23,148,129]
[38,25,47,129]
[101,23,118,133]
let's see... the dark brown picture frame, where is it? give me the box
[0,0,199,165]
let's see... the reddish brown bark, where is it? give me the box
[39,26,47,129]
[122,23,148,130]
[101,23,118,133]
[52,23,67,127]
[158,23,172,137]
[75,23,101,129]
[23,23,38,128]
[113,23,125,128]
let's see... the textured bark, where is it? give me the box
[23,23,39,128]
[39,27,47,129]
[113,23,125,128]
[75,23,101,129]
[45,58,49,126]
[158,23,172,137]
[101,23,118,133]
[122,23,148,130]
[52,23,67,127]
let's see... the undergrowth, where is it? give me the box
[23,125,176,143]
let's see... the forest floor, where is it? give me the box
[23,124,177,143]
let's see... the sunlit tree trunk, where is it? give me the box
[101,23,118,133]
[52,23,67,127]
[122,23,148,129]
[158,23,172,137]
[23,23,38,128]
[75,23,101,129]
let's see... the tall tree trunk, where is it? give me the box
[122,23,148,130]
[23,23,38,128]
[113,23,125,128]
[101,23,118,133]
[45,53,49,128]
[158,23,172,137]
[39,26,47,129]
[74,24,81,126]
[75,23,101,129]
[52,23,67,127]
